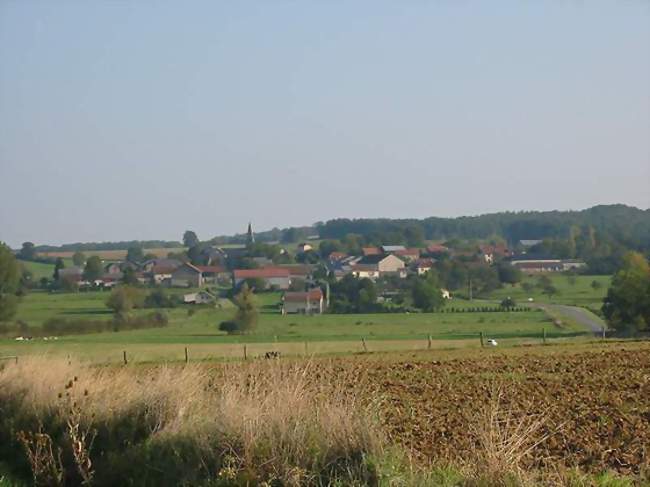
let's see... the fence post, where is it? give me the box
[361,337,368,353]
[543,327,547,345]
[123,350,128,365]
[243,345,247,360]
[480,331,484,348]
[427,334,432,350]
[184,347,189,364]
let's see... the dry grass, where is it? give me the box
[0,358,384,486]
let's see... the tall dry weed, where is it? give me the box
[0,357,383,486]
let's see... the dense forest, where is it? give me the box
[315,205,650,249]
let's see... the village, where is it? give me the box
[47,223,587,315]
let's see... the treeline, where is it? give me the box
[316,205,650,250]
[33,240,183,252]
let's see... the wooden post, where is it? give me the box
[480,331,484,348]
[361,337,368,353]
[243,345,247,360]
[123,350,128,365]
[543,327,547,344]
[184,347,189,364]
[427,334,432,350]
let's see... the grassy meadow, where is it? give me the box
[488,274,610,308]
[0,284,598,363]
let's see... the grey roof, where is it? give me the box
[357,254,388,265]
[519,239,543,246]
[381,245,405,252]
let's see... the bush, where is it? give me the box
[219,320,239,334]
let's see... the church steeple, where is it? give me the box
[246,222,255,246]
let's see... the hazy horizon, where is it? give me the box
[1,1,649,248]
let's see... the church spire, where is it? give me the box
[246,222,255,245]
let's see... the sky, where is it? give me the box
[1,1,649,248]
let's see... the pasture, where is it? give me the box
[488,274,610,308]
[36,247,185,260]
[0,288,597,363]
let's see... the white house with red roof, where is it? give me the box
[282,288,324,314]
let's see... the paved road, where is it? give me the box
[543,304,606,333]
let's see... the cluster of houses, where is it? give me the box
[56,234,585,315]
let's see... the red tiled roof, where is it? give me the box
[275,265,312,276]
[427,244,449,253]
[395,248,420,257]
[362,247,382,256]
[234,268,290,279]
[283,289,323,302]
[415,258,435,268]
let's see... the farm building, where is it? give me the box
[414,258,435,275]
[351,254,406,280]
[510,258,585,273]
[233,267,291,290]
[282,288,324,314]
[196,265,229,284]
[171,263,203,287]
[393,248,420,261]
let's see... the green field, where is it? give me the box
[0,286,598,363]
[488,274,610,308]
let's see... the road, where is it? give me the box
[542,304,606,333]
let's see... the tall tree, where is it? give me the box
[83,256,104,281]
[232,283,258,333]
[0,243,21,322]
[126,245,144,263]
[53,257,65,280]
[602,252,650,335]
[183,230,200,248]
[72,251,86,266]
[18,242,36,261]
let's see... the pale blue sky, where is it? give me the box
[1,1,649,247]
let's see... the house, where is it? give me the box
[414,258,435,275]
[478,244,512,264]
[183,291,216,304]
[441,289,451,299]
[104,263,122,275]
[328,252,348,262]
[362,247,382,256]
[297,242,313,253]
[510,258,563,273]
[561,260,587,271]
[233,267,291,290]
[196,265,229,284]
[282,288,324,314]
[142,259,182,285]
[381,245,405,253]
[171,262,204,287]
[427,244,449,254]
[351,254,406,280]
[275,264,313,281]
[393,248,420,262]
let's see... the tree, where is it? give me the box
[411,277,445,312]
[183,230,200,248]
[542,284,559,297]
[72,251,86,267]
[0,243,21,322]
[232,284,258,333]
[18,242,36,261]
[106,286,145,317]
[121,267,139,286]
[566,274,577,286]
[53,257,65,281]
[126,246,144,263]
[497,263,522,286]
[83,256,103,282]
[590,280,603,290]
[602,252,650,335]
[521,282,534,294]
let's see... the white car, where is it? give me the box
[487,339,498,346]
